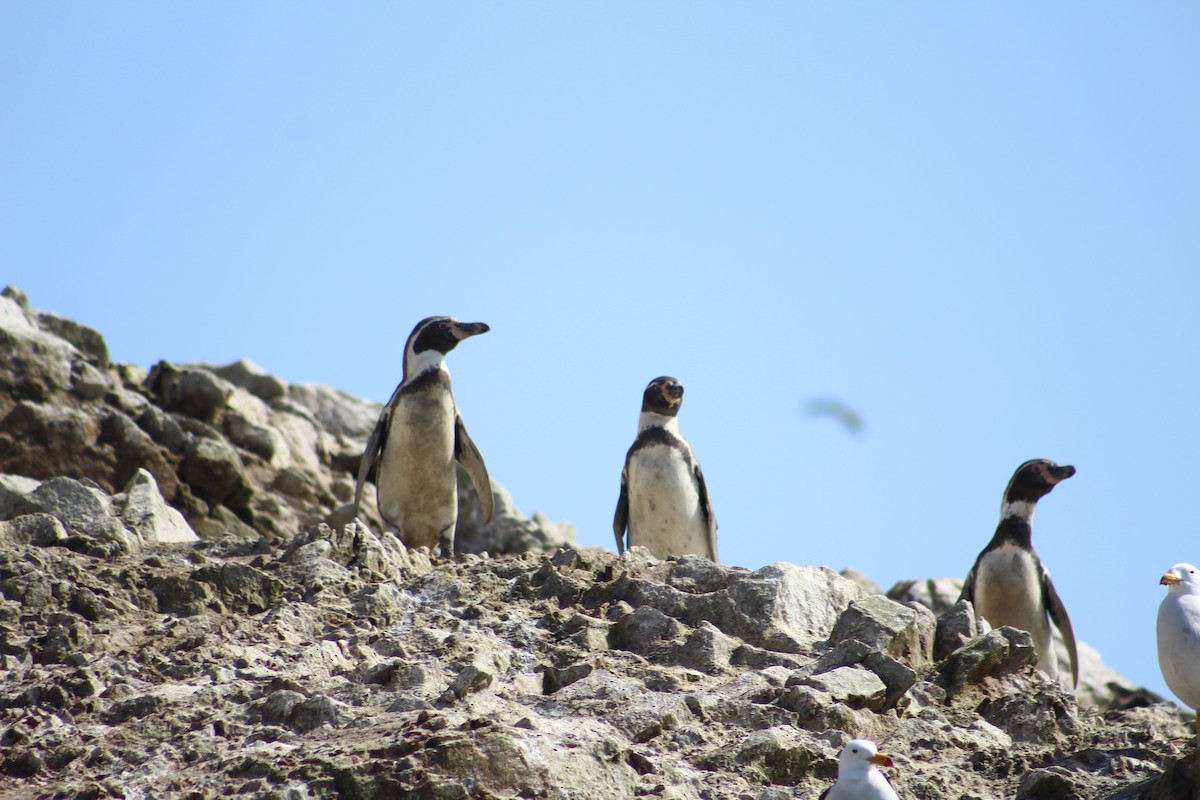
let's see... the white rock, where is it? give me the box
[120,469,199,544]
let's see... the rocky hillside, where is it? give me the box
[0,287,1197,800]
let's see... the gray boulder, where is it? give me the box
[11,476,139,554]
[827,594,936,669]
[725,564,863,653]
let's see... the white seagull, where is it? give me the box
[820,738,899,800]
[1157,562,1200,738]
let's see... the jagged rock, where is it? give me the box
[940,626,1039,693]
[801,666,888,711]
[0,290,75,403]
[840,567,884,596]
[118,468,198,544]
[0,401,103,485]
[0,513,69,546]
[34,311,109,367]
[287,382,380,440]
[11,476,139,554]
[0,474,40,518]
[145,362,234,423]
[725,564,863,653]
[181,437,249,506]
[936,598,980,660]
[979,689,1080,744]
[827,594,936,668]
[206,359,288,404]
[99,411,180,500]
[192,562,285,614]
[888,576,964,615]
[71,361,109,400]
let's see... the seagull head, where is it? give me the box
[1160,563,1200,594]
[837,738,894,777]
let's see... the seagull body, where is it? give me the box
[1157,562,1200,737]
[819,739,898,800]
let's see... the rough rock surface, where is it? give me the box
[0,288,1196,800]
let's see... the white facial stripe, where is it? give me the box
[406,348,448,381]
[1001,500,1036,521]
[639,410,680,434]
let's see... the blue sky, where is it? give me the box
[3,4,1198,703]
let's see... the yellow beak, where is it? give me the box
[1162,573,1181,586]
[869,753,894,768]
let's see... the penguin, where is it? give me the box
[353,316,494,555]
[1156,563,1200,739]
[959,458,1079,687]
[819,739,898,800]
[613,376,717,562]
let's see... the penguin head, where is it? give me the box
[641,376,684,417]
[403,316,490,380]
[1161,563,1200,594]
[1003,459,1076,507]
[837,738,894,776]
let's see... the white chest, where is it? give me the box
[974,544,1045,630]
[377,390,458,531]
[626,443,708,558]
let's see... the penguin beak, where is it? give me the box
[868,753,894,767]
[1048,464,1076,483]
[1162,573,1181,586]
[451,321,490,340]
[665,383,684,401]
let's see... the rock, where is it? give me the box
[289,693,344,731]
[34,311,109,367]
[0,513,69,546]
[935,599,980,661]
[440,665,494,704]
[608,606,685,659]
[71,361,109,400]
[455,479,576,557]
[0,474,40,518]
[287,382,380,440]
[145,362,234,423]
[205,359,288,404]
[192,562,285,614]
[827,594,936,668]
[801,667,888,711]
[887,577,964,615]
[118,468,199,544]
[940,626,1039,693]
[11,476,139,554]
[0,402,103,485]
[0,290,75,402]
[979,689,1080,744]
[724,564,863,653]
[839,567,884,596]
[181,437,249,506]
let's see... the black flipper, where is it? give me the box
[354,398,393,523]
[613,465,630,555]
[694,462,718,563]
[1040,560,1079,688]
[454,412,493,522]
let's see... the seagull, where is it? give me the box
[1157,562,1200,738]
[819,738,898,800]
